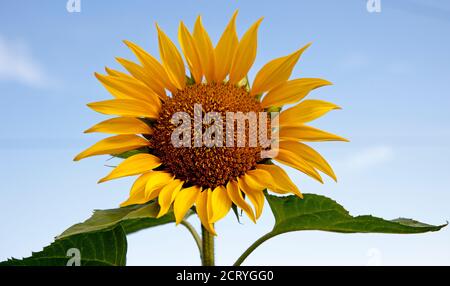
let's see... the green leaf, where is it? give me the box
[0,225,127,266]
[267,194,446,234]
[234,193,446,265]
[57,201,188,240]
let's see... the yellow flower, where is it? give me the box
[75,11,347,235]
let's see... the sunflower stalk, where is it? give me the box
[201,225,215,266]
[233,232,275,266]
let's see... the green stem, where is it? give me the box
[233,232,277,266]
[201,225,215,266]
[180,220,202,259]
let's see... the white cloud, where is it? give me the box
[0,36,50,88]
[343,146,394,172]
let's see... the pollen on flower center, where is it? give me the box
[151,82,267,189]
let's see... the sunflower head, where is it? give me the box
[152,82,266,189]
[75,11,347,235]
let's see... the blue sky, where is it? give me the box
[1,0,449,265]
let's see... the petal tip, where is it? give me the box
[73,154,83,162]
[254,17,264,28]
[94,72,104,82]
[97,177,108,184]
[122,40,134,48]
[86,102,95,109]
[155,22,161,31]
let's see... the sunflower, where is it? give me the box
[75,11,347,235]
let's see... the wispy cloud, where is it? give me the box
[0,36,51,88]
[342,146,394,172]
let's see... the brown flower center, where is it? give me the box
[151,82,268,189]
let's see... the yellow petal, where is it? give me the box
[115,57,167,100]
[209,186,232,223]
[120,189,147,207]
[129,172,153,197]
[279,100,341,126]
[156,24,186,90]
[123,40,177,94]
[87,99,159,119]
[244,170,274,188]
[178,21,203,83]
[84,117,153,135]
[74,135,149,161]
[98,153,161,183]
[105,67,133,79]
[145,172,174,201]
[279,141,337,181]
[174,186,201,224]
[195,190,217,235]
[248,168,303,198]
[95,73,161,106]
[245,169,294,197]
[226,180,256,223]
[251,44,310,96]
[256,164,303,198]
[237,175,265,219]
[274,148,323,183]
[120,172,153,207]
[157,179,183,218]
[261,78,332,108]
[193,16,215,83]
[120,192,148,207]
[214,10,239,82]
[99,69,133,99]
[229,18,263,84]
[277,125,349,142]
[206,188,214,222]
